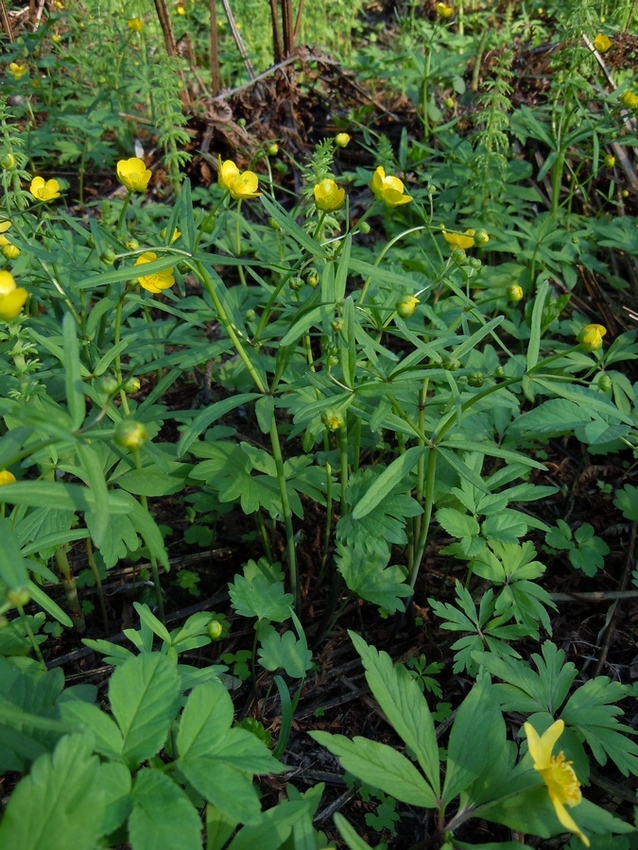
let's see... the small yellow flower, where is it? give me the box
[160,227,181,244]
[593,33,612,52]
[30,176,61,202]
[8,62,28,81]
[51,33,61,43]
[603,153,616,168]
[314,178,346,212]
[127,17,144,31]
[176,4,186,13]
[436,2,453,18]
[53,0,64,8]
[0,470,16,486]
[524,720,590,847]
[577,323,607,352]
[0,270,28,320]
[117,157,152,193]
[134,252,175,294]
[370,166,412,207]
[396,295,419,318]
[322,410,345,431]
[0,221,10,234]
[442,226,475,249]
[335,133,351,148]
[218,159,260,200]
[620,90,638,109]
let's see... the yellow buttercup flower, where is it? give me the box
[335,133,351,148]
[0,470,16,486]
[436,2,453,18]
[0,270,28,320]
[8,62,28,81]
[593,33,612,52]
[177,4,186,13]
[314,178,345,212]
[135,252,175,294]
[117,157,152,193]
[620,90,638,109]
[507,283,524,302]
[160,227,181,244]
[127,17,144,31]
[577,323,606,352]
[442,227,475,249]
[370,166,412,207]
[2,244,20,260]
[524,720,589,847]
[0,220,11,234]
[30,176,61,202]
[218,159,260,200]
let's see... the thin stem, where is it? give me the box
[269,418,299,613]
[17,604,45,665]
[133,447,165,621]
[86,537,109,633]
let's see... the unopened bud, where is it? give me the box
[114,420,148,450]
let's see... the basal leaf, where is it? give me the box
[336,543,412,614]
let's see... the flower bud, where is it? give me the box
[0,154,16,170]
[7,587,30,608]
[603,154,615,168]
[101,249,116,265]
[442,356,461,371]
[331,318,344,332]
[267,142,279,156]
[122,376,141,394]
[472,228,489,246]
[494,365,505,379]
[268,217,281,231]
[289,276,304,291]
[358,221,371,235]
[207,619,223,639]
[443,97,455,109]
[2,245,20,260]
[0,470,16,486]
[306,269,319,287]
[467,372,485,387]
[577,323,607,352]
[335,133,351,148]
[507,283,524,302]
[396,295,419,318]
[114,420,148,450]
[244,308,257,322]
[598,374,612,392]
[97,374,119,396]
[125,238,139,251]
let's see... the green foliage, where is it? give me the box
[545,520,610,576]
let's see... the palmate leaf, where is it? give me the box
[229,572,293,623]
[258,627,313,678]
[475,642,577,715]
[337,468,421,556]
[336,542,412,614]
[561,678,638,777]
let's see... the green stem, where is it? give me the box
[269,418,299,613]
[339,424,349,515]
[408,446,437,590]
[16,604,45,665]
[133,447,165,621]
[117,191,132,231]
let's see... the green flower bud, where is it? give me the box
[494,365,505,379]
[306,270,319,287]
[472,228,489,247]
[115,420,148,450]
[122,376,141,394]
[0,154,16,170]
[358,221,371,235]
[101,249,116,265]
[244,308,257,322]
[451,248,466,264]
[267,142,279,156]
[207,619,223,639]
[268,216,281,231]
[7,587,30,608]
[442,356,461,371]
[598,374,612,392]
[331,318,344,332]
[322,409,345,430]
[97,374,119,395]
[467,372,485,387]
[289,276,304,291]
[507,283,524,302]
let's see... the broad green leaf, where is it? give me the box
[98,761,133,836]
[177,393,261,456]
[109,654,181,768]
[443,675,505,805]
[613,484,638,522]
[351,446,428,520]
[227,800,312,850]
[59,699,123,760]
[177,680,234,759]
[134,602,172,645]
[129,768,202,850]
[0,733,104,850]
[178,755,263,824]
[76,441,110,547]
[205,804,238,850]
[349,632,440,797]
[114,464,188,496]
[309,731,437,808]
[0,516,29,589]
[436,507,480,540]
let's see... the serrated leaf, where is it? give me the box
[349,631,440,797]
[229,572,293,622]
[129,768,202,850]
[336,543,411,614]
[109,654,181,768]
[613,484,638,522]
[0,733,104,850]
[59,700,123,760]
[561,678,638,776]
[258,627,313,678]
[99,761,133,836]
[310,732,436,808]
[436,507,480,540]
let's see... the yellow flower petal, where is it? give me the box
[30,176,61,202]
[314,178,345,211]
[370,166,412,207]
[0,470,16,486]
[134,251,175,294]
[117,157,152,193]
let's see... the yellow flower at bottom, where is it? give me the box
[577,323,607,352]
[370,166,412,207]
[314,178,345,211]
[30,176,61,202]
[524,720,589,847]
[593,33,612,52]
[0,220,10,234]
[134,252,175,294]
[117,157,152,193]
[218,159,260,200]
[8,62,28,81]
[442,226,475,249]
[0,470,16,486]
[127,17,144,31]
[0,270,28,320]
